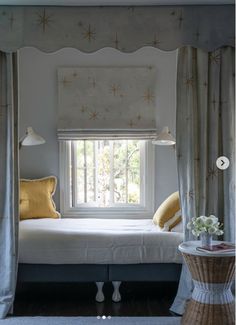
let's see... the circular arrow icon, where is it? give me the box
[216,156,230,170]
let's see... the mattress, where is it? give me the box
[19,218,183,264]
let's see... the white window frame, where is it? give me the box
[59,139,155,219]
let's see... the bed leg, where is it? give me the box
[112,281,121,302]
[95,282,105,302]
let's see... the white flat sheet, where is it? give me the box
[19,218,183,264]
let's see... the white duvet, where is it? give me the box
[19,218,183,264]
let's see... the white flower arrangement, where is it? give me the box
[187,215,224,237]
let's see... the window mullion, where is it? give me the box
[126,140,128,204]
[93,141,97,203]
[71,141,77,207]
[84,140,87,203]
[140,140,145,206]
[109,141,114,205]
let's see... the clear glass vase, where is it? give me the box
[200,232,212,247]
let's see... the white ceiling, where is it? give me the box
[0,0,233,5]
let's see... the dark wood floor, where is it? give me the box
[14,282,178,317]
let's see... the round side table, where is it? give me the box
[179,241,235,325]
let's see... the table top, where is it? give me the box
[179,241,235,257]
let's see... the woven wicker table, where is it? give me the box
[179,241,235,325]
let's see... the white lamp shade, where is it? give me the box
[21,127,45,146]
[152,126,176,146]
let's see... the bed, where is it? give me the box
[18,218,183,302]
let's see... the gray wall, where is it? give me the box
[19,47,178,212]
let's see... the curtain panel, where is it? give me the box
[0,51,19,319]
[170,46,235,315]
[0,6,234,53]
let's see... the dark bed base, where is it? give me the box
[18,263,181,282]
[17,263,181,302]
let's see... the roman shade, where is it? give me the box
[0,6,234,54]
[57,66,157,139]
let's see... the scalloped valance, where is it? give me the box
[0,5,234,53]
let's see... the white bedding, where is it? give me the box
[19,218,183,264]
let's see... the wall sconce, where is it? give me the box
[19,127,45,149]
[152,126,176,146]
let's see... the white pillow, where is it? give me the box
[170,220,183,233]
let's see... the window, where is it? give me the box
[60,139,154,218]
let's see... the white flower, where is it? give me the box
[209,214,216,218]
[216,230,224,236]
[196,216,206,226]
[188,215,224,237]
[205,218,214,226]
[208,215,218,224]
[192,229,200,237]
[208,226,217,235]
[187,222,192,230]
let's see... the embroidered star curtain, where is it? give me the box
[0,51,19,319]
[0,6,234,53]
[170,46,235,315]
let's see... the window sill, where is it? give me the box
[61,206,154,219]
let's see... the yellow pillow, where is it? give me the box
[153,191,180,228]
[20,176,60,220]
